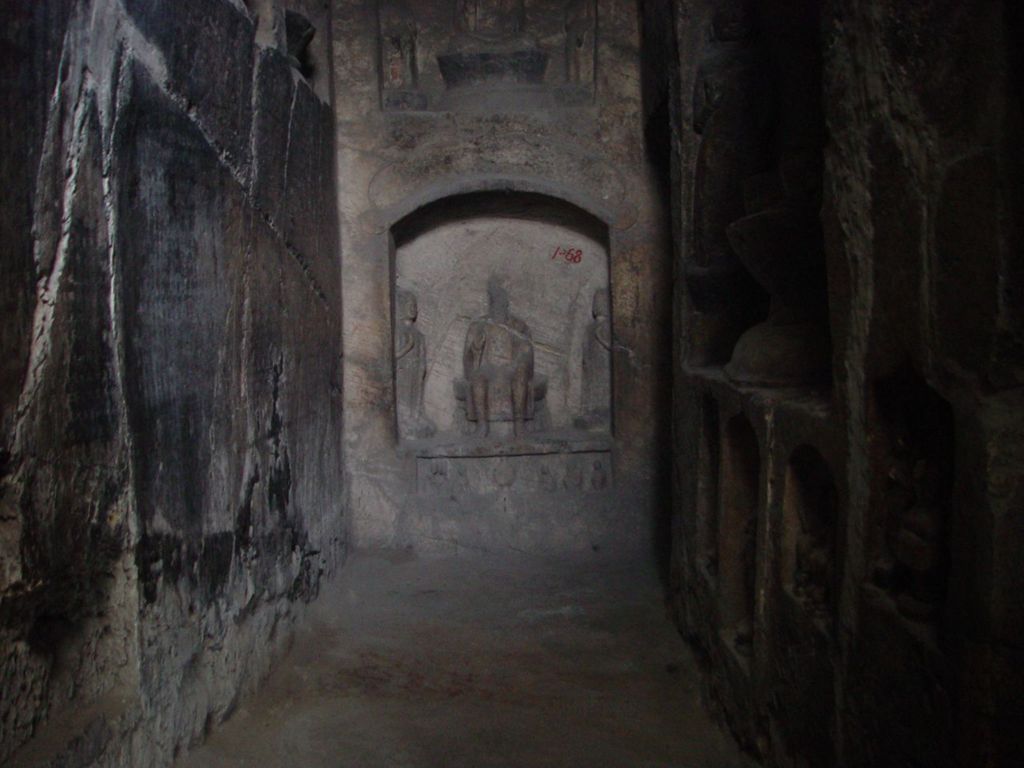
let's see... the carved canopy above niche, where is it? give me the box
[378,0,597,111]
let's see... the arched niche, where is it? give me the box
[782,445,839,629]
[719,413,761,657]
[389,190,611,442]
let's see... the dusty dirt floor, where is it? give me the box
[176,550,755,768]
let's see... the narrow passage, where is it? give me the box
[178,552,753,768]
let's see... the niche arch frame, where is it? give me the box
[385,182,617,443]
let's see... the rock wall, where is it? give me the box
[665,0,1023,766]
[0,1,344,765]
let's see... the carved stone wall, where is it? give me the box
[376,0,598,111]
[662,0,1024,766]
[334,0,670,555]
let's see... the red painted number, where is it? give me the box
[551,246,584,264]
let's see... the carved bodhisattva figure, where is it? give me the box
[576,288,611,429]
[395,290,435,439]
[462,279,535,437]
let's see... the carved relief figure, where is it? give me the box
[455,0,525,41]
[395,290,436,439]
[576,288,611,429]
[381,2,418,90]
[461,278,536,437]
[871,372,953,623]
[688,1,770,293]
[379,1,428,109]
[564,0,595,84]
[878,428,948,621]
[794,513,833,614]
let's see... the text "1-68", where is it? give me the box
[552,246,583,264]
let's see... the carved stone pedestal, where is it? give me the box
[400,434,629,554]
[724,164,830,386]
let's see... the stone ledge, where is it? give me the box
[405,431,613,459]
[681,364,833,416]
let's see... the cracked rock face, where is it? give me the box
[1,1,344,764]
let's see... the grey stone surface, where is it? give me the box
[1,1,344,765]
[123,0,256,172]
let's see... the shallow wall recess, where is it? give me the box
[718,414,760,657]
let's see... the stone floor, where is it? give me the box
[176,550,755,768]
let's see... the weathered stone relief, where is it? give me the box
[416,449,610,493]
[784,446,838,624]
[455,0,526,41]
[870,368,953,624]
[387,197,618,521]
[392,199,610,443]
[395,289,437,439]
[682,0,831,385]
[376,0,597,111]
[575,287,611,430]
[379,1,427,109]
[457,278,545,437]
[668,0,1022,765]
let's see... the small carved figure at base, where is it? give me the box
[794,531,831,611]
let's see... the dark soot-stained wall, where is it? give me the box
[0,1,344,765]
[662,0,1024,766]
